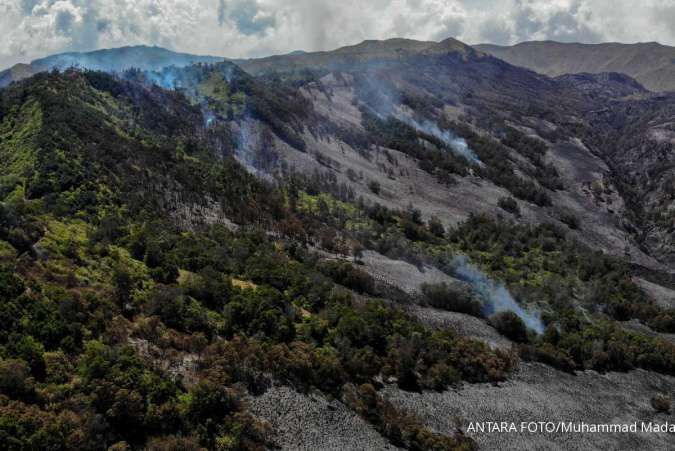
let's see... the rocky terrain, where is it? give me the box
[248,385,401,451]
[386,362,675,451]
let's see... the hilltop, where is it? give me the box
[0,45,224,87]
[234,37,476,75]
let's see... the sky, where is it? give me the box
[1,0,674,68]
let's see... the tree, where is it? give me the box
[489,311,529,343]
[113,265,134,310]
[420,282,482,317]
[428,216,445,237]
[498,197,520,216]
[0,269,24,301]
[651,394,671,413]
[0,359,34,399]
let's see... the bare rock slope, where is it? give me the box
[248,385,401,451]
[386,362,675,451]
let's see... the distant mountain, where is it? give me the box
[236,37,476,74]
[0,45,225,87]
[476,41,675,92]
[554,72,647,98]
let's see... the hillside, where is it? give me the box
[476,41,675,92]
[0,46,224,87]
[1,38,675,450]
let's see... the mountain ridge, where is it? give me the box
[0,45,225,87]
[476,40,675,92]
[4,38,674,90]
[234,37,478,75]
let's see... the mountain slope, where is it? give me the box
[0,45,224,87]
[231,38,667,268]
[2,38,675,450]
[0,64,510,451]
[476,40,675,92]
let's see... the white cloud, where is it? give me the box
[0,0,673,68]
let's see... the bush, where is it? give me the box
[318,260,376,295]
[651,394,671,413]
[489,311,529,343]
[560,212,580,230]
[420,282,482,317]
[0,359,34,399]
[0,270,24,301]
[187,381,242,424]
[223,287,296,342]
[342,383,476,450]
[368,180,381,195]
[519,343,576,373]
[498,197,520,216]
[428,216,445,237]
[147,287,211,335]
[184,268,232,311]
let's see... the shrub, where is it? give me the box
[519,343,576,373]
[222,287,296,342]
[342,383,476,450]
[186,381,242,424]
[498,197,520,216]
[428,216,445,237]
[146,437,202,451]
[368,180,381,195]
[0,359,34,399]
[560,212,580,230]
[651,394,671,413]
[147,287,211,335]
[184,268,232,311]
[318,260,376,295]
[0,269,24,301]
[420,282,482,317]
[489,311,529,343]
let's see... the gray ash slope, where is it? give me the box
[385,362,675,451]
[228,38,675,271]
[229,41,675,449]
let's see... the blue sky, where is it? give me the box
[1,0,674,68]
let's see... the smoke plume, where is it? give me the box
[452,255,544,334]
[399,115,483,166]
[361,74,482,166]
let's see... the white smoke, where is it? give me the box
[399,115,483,166]
[362,77,482,166]
[203,107,216,127]
[145,70,179,90]
[452,255,544,334]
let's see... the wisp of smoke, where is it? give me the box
[145,68,180,90]
[360,76,482,166]
[452,255,544,334]
[202,107,216,127]
[400,115,483,166]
